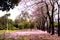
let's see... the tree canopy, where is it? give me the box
[0,0,20,11]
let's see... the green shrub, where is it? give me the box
[18,23,24,29]
[18,21,30,29]
[30,22,34,29]
[54,22,58,27]
[0,23,3,30]
[8,23,16,30]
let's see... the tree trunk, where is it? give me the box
[58,5,60,36]
[51,6,54,35]
[51,14,54,35]
[45,2,52,33]
[48,18,52,33]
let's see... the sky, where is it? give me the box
[0,7,20,21]
[0,0,59,21]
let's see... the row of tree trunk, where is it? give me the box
[45,0,60,36]
[41,1,60,36]
[34,0,60,36]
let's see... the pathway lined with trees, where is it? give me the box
[0,0,60,40]
[0,0,60,38]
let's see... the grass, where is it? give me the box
[0,29,33,34]
[0,30,19,34]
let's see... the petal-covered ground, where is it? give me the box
[4,30,47,37]
[0,30,60,40]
